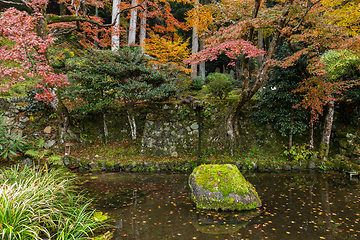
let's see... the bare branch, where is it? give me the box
[235,0,296,113]
[46,1,145,28]
[292,0,321,31]
[102,0,145,27]
[0,0,25,6]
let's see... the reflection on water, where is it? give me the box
[79,171,360,239]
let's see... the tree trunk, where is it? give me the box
[257,29,264,75]
[60,3,65,15]
[103,112,108,143]
[235,55,244,85]
[191,26,199,80]
[288,117,293,149]
[36,15,72,142]
[226,0,294,153]
[199,40,206,82]
[309,119,314,150]
[111,0,121,51]
[289,134,293,149]
[49,88,72,143]
[128,0,138,45]
[127,110,137,140]
[95,7,99,48]
[319,100,335,160]
[139,2,147,52]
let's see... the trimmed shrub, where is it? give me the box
[190,76,204,90]
[205,72,235,85]
[207,77,233,99]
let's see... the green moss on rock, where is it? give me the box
[192,164,248,197]
[189,164,262,211]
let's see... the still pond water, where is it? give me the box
[80,171,360,240]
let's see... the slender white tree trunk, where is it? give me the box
[128,0,138,45]
[127,110,137,140]
[139,2,147,52]
[111,0,121,51]
[103,112,108,143]
[191,26,199,79]
[309,119,314,150]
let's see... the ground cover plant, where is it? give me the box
[0,114,27,161]
[0,165,110,239]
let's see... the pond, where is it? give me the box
[79,170,360,239]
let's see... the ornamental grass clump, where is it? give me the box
[0,165,109,240]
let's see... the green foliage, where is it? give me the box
[49,47,76,69]
[25,149,50,160]
[47,154,63,166]
[251,43,309,137]
[0,114,27,160]
[24,149,62,165]
[190,76,204,90]
[321,50,360,80]
[90,231,113,240]
[37,138,45,149]
[66,46,180,115]
[0,166,109,239]
[206,73,233,99]
[283,144,314,162]
[205,72,234,85]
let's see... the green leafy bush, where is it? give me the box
[283,144,314,162]
[190,76,204,90]
[206,73,235,84]
[206,73,233,99]
[0,114,27,160]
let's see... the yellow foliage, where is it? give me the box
[322,0,360,36]
[145,33,191,73]
[185,2,213,33]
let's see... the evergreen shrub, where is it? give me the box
[190,76,204,90]
[206,73,233,99]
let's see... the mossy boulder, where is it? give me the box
[189,164,262,211]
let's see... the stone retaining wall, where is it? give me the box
[0,97,30,136]
[2,97,360,165]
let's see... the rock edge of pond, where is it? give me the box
[54,155,355,173]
